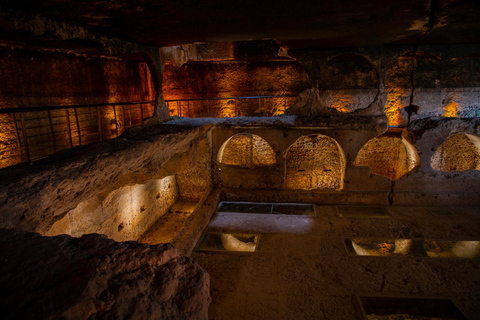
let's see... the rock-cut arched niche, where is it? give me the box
[285,134,346,190]
[217,133,276,168]
[431,133,480,172]
[354,130,420,180]
[319,53,379,113]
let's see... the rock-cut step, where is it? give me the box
[139,200,198,245]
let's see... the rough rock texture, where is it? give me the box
[0,46,154,109]
[163,60,310,100]
[354,130,420,180]
[285,134,346,190]
[140,190,221,256]
[317,53,379,113]
[431,133,480,172]
[45,175,179,242]
[4,0,480,49]
[176,136,213,200]
[0,229,210,320]
[0,45,156,168]
[208,116,479,205]
[218,133,276,168]
[139,200,199,246]
[0,124,213,233]
[160,41,282,68]
[287,45,480,123]
[163,59,311,117]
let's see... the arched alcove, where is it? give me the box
[354,131,420,180]
[319,53,379,113]
[431,133,480,172]
[285,134,346,190]
[217,133,276,168]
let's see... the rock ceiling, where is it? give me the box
[0,0,479,48]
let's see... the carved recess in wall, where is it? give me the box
[217,133,276,168]
[285,134,346,190]
[354,129,420,180]
[431,133,480,172]
[318,53,379,113]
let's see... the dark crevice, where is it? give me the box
[426,0,440,33]
[412,0,440,48]
[405,60,419,125]
[388,180,395,206]
[380,274,386,292]
[409,60,415,106]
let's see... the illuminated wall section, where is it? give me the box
[385,58,411,127]
[431,133,480,172]
[386,55,480,123]
[45,175,178,242]
[163,60,310,117]
[413,56,480,120]
[0,114,21,167]
[218,133,276,168]
[0,46,155,168]
[285,134,346,190]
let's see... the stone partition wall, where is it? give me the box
[212,121,384,192]
[176,136,213,200]
[211,117,480,205]
[0,123,213,235]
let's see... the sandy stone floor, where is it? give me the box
[192,205,480,320]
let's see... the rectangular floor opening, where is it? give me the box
[217,202,315,216]
[345,238,480,259]
[195,232,260,253]
[359,296,467,320]
[336,206,390,218]
[429,208,456,216]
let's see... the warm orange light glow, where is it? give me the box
[217,100,237,118]
[330,93,353,113]
[385,88,407,127]
[162,60,310,118]
[218,133,276,167]
[442,93,459,118]
[285,134,346,190]
[0,114,22,168]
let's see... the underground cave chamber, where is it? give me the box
[0,10,479,319]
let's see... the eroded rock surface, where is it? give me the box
[0,229,210,320]
[0,124,212,234]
